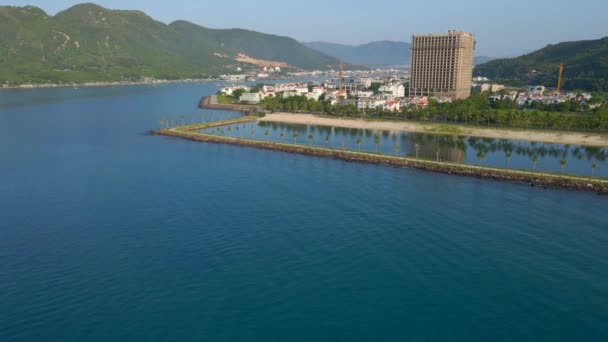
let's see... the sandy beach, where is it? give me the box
[260,113,608,147]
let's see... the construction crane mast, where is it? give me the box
[327,62,359,92]
[557,64,564,92]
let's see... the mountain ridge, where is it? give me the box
[474,36,608,91]
[0,3,340,85]
[304,41,411,66]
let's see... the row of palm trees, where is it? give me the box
[159,111,233,129]
[205,124,601,177]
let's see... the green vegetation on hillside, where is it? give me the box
[474,37,608,91]
[0,3,339,85]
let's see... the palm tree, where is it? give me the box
[356,136,362,151]
[325,135,330,147]
[560,158,567,174]
[280,131,285,142]
[190,114,195,124]
[293,131,299,144]
[435,147,440,162]
[531,154,539,172]
[170,116,175,127]
[226,126,232,137]
[210,112,214,122]
[477,150,486,165]
[264,130,270,142]
[393,144,400,156]
[374,134,380,153]
[505,150,513,168]
[201,112,206,123]
[415,143,420,160]
[180,115,185,126]
[160,117,165,129]
[591,162,597,177]
[251,130,256,139]
[307,133,314,145]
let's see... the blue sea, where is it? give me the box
[1,83,607,341]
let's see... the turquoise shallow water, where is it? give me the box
[1,83,608,341]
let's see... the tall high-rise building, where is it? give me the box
[409,30,475,100]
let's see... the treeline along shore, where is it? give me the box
[152,116,608,195]
[198,95,608,147]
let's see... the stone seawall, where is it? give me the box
[153,124,608,196]
[198,95,259,115]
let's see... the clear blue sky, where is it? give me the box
[4,0,608,56]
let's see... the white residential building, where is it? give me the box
[239,92,261,104]
[220,85,250,96]
[356,90,374,98]
[305,93,321,101]
[379,84,405,98]
[357,98,386,110]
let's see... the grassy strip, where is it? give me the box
[153,124,608,195]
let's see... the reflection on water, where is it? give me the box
[199,121,608,177]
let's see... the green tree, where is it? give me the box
[560,158,567,174]
[591,162,597,177]
[477,150,486,165]
[531,154,539,172]
[374,133,381,153]
[356,136,362,151]
[505,150,513,168]
[293,131,299,144]
[307,133,314,145]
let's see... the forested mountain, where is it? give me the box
[474,37,608,91]
[0,3,340,85]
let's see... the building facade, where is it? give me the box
[409,30,475,100]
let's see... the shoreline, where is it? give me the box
[260,113,608,147]
[152,119,608,196]
[1,78,217,91]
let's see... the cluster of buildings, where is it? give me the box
[221,30,599,113]
[487,86,598,109]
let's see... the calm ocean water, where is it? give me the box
[1,83,607,341]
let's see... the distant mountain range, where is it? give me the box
[474,36,608,91]
[304,41,496,67]
[0,3,340,85]
[304,41,410,66]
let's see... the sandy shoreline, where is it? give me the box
[260,113,608,147]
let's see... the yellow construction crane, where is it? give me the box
[557,64,564,92]
[326,62,360,91]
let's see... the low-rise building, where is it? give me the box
[239,92,261,104]
[220,85,250,96]
[379,84,405,98]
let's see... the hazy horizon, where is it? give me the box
[3,0,607,57]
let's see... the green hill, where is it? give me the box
[0,3,340,85]
[474,37,608,91]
